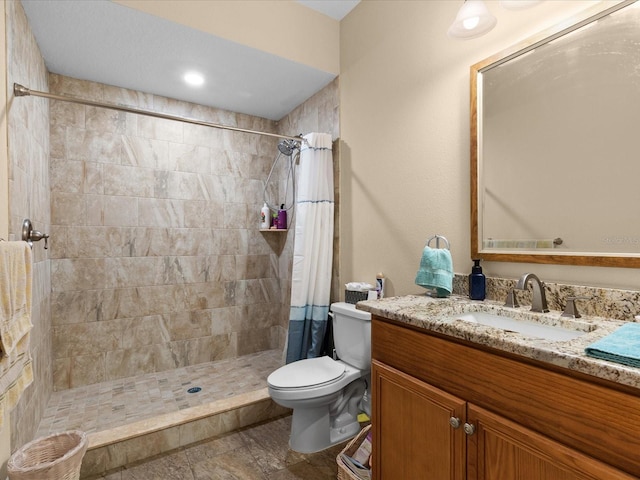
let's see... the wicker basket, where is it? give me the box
[337,424,372,480]
[345,290,370,304]
[8,430,88,480]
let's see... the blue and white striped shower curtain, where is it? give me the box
[285,132,334,364]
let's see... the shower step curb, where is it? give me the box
[80,388,290,478]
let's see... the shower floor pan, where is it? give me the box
[36,349,287,478]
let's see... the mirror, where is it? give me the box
[471,0,640,268]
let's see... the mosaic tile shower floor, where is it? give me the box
[37,350,283,437]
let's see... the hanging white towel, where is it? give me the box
[0,241,34,431]
[0,241,33,356]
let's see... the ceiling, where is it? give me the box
[20,0,359,121]
[297,0,360,20]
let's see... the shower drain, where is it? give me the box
[187,386,202,394]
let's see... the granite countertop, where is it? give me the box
[357,294,640,391]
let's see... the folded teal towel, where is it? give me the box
[585,323,640,368]
[415,246,453,298]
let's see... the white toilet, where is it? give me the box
[267,302,372,453]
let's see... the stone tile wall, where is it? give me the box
[6,0,52,451]
[6,0,339,448]
[47,75,339,390]
[48,74,295,390]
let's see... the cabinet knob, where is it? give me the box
[449,417,461,429]
[463,423,476,435]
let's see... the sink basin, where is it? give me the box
[447,311,592,341]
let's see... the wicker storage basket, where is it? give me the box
[345,290,370,304]
[8,430,88,480]
[337,424,372,480]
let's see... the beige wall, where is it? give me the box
[114,0,340,75]
[339,0,640,294]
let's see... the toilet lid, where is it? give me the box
[268,356,345,389]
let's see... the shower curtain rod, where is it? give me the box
[13,83,305,144]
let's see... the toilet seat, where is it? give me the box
[268,356,345,390]
[267,356,363,402]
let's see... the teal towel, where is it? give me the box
[415,246,453,298]
[585,323,640,368]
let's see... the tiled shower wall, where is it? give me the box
[48,74,293,391]
[7,0,52,451]
[6,0,339,451]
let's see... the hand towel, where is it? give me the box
[585,323,640,368]
[0,241,33,357]
[415,246,453,298]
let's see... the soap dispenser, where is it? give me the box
[469,259,486,300]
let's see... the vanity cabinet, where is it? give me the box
[373,360,465,479]
[371,317,640,480]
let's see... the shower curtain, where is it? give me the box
[285,132,334,364]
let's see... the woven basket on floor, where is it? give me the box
[8,430,88,480]
[337,424,372,480]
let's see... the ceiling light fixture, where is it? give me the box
[448,0,497,39]
[183,71,205,87]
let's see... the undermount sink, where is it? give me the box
[447,311,594,341]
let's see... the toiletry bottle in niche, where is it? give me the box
[376,272,385,299]
[469,259,486,300]
[260,203,270,229]
[277,204,287,229]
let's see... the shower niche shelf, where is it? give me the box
[260,229,288,232]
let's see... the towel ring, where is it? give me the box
[427,234,450,250]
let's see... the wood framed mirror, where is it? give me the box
[471,0,640,268]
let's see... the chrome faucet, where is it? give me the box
[515,273,549,313]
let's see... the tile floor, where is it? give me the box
[86,415,347,479]
[36,349,357,479]
[37,350,284,437]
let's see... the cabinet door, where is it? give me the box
[467,403,637,480]
[372,360,466,480]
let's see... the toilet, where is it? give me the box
[267,302,371,453]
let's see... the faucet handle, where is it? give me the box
[504,288,520,308]
[561,296,591,319]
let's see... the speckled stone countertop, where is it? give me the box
[357,294,640,391]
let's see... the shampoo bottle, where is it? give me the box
[260,203,270,229]
[376,272,385,299]
[469,259,486,300]
[277,204,287,229]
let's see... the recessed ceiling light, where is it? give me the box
[183,71,204,87]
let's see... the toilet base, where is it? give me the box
[289,406,362,454]
[288,378,366,453]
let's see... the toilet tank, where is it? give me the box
[330,302,371,370]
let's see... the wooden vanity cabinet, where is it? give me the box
[373,360,466,479]
[371,317,640,480]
